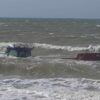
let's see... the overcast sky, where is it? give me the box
[0,0,100,18]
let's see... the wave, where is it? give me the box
[33,43,100,52]
[96,24,100,27]
[0,42,100,53]
[0,78,100,100]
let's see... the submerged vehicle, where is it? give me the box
[5,43,33,57]
[76,53,100,61]
[62,52,100,61]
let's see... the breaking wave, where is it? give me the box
[0,42,100,53]
[33,43,100,52]
[0,78,100,100]
[96,24,100,27]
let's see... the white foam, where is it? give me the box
[0,78,100,100]
[96,24,100,27]
[0,42,12,47]
[49,33,54,35]
[33,43,100,52]
[0,42,100,53]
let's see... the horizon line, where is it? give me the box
[0,17,100,20]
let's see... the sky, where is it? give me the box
[0,0,100,18]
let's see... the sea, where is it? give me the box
[0,18,100,100]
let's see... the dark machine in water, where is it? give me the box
[76,53,100,61]
[6,44,33,57]
[3,43,100,60]
[62,53,100,61]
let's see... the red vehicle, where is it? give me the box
[62,53,100,61]
[76,53,100,61]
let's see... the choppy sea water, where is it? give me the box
[0,18,100,100]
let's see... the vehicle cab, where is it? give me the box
[6,43,33,57]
